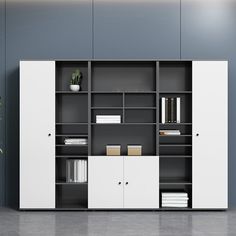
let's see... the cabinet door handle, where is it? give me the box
[125,182,128,185]
[118,182,121,185]
[196,133,199,137]
[48,133,51,137]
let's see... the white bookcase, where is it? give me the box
[19,60,228,210]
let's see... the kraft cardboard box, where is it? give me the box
[127,145,142,156]
[106,145,121,156]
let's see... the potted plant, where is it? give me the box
[70,69,82,92]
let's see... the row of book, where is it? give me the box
[96,115,121,124]
[64,138,88,145]
[161,192,189,208]
[161,97,181,123]
[66,160,87,183]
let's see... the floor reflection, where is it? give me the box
[0,208,232,236]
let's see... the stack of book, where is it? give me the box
[161,192,189,208]
[161,97,181,123]
[64,138,88,145]
[66,160,87,183]
[96,115,121,124]
[159,130,181,136]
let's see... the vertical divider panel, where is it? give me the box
[88,61,92,156]
[156,61,160,156]
[123,93,125,123]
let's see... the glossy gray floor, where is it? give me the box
[0,208,236,236]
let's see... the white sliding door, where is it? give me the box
[20,61,55,209]
[88,156,123,209]
[192,61,228,209]
[123,156,159,209]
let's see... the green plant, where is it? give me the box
[71,69,82,85]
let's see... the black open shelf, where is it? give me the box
[159,61,192,208]
[54,60,193,210]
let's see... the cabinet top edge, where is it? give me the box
[19,59,229,62]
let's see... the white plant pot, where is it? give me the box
[70,84,80,92]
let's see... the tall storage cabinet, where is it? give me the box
[19,60,228,210]
[192,61,228,209]
[20,61,55,209]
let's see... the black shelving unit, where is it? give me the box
[159,61,192,209]
[55,60,192,210]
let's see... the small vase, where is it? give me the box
[70,84,80,92]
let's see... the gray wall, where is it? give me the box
[0,0,235,208]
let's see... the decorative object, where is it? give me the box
[70,69,82,92]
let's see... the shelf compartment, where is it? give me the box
[91,61,156,92]
[56,124,88,136]
[92,125,156,156]
[56,158,87,183]
[56,94,88,123]
[56,61,88,92]
[92,93,123,108]
[125,93,156,107]
[56,145,88,156]
[56,136,88,146]
[125,109,156,123]
[160,185,192,208]
[159,61,192,92]
[56,184,88,209]
[159,94,192,123]
[159,136,192,145]
[160,145,192,156]
[160,158,192,183]
[92,109,123,123]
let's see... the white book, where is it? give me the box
[162,203,188,207]
[162,200,188,204]
[74,160,77,182]
[65,138,87,142]
[85,161,87,182]
[77,160,80,182]
[96,115,121,119]
[161,97,165,124]
[80,160,83,182]
[96,120,121,124]
[162,197,189,201]
[81,160,85,183]
[162,192,187,197]
[176,97,181,123]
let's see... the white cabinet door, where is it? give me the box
[88,156,123,208]
[123,156,159,209]
[20,61,55,209]
[193,61,228,209]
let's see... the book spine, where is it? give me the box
[176,97,181,123]
[161,97,165,124]
[171,98,174,123]
[165,98,169,123]
[74,160,77,182]
[85,160,87,182]
[82,160,85,183]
